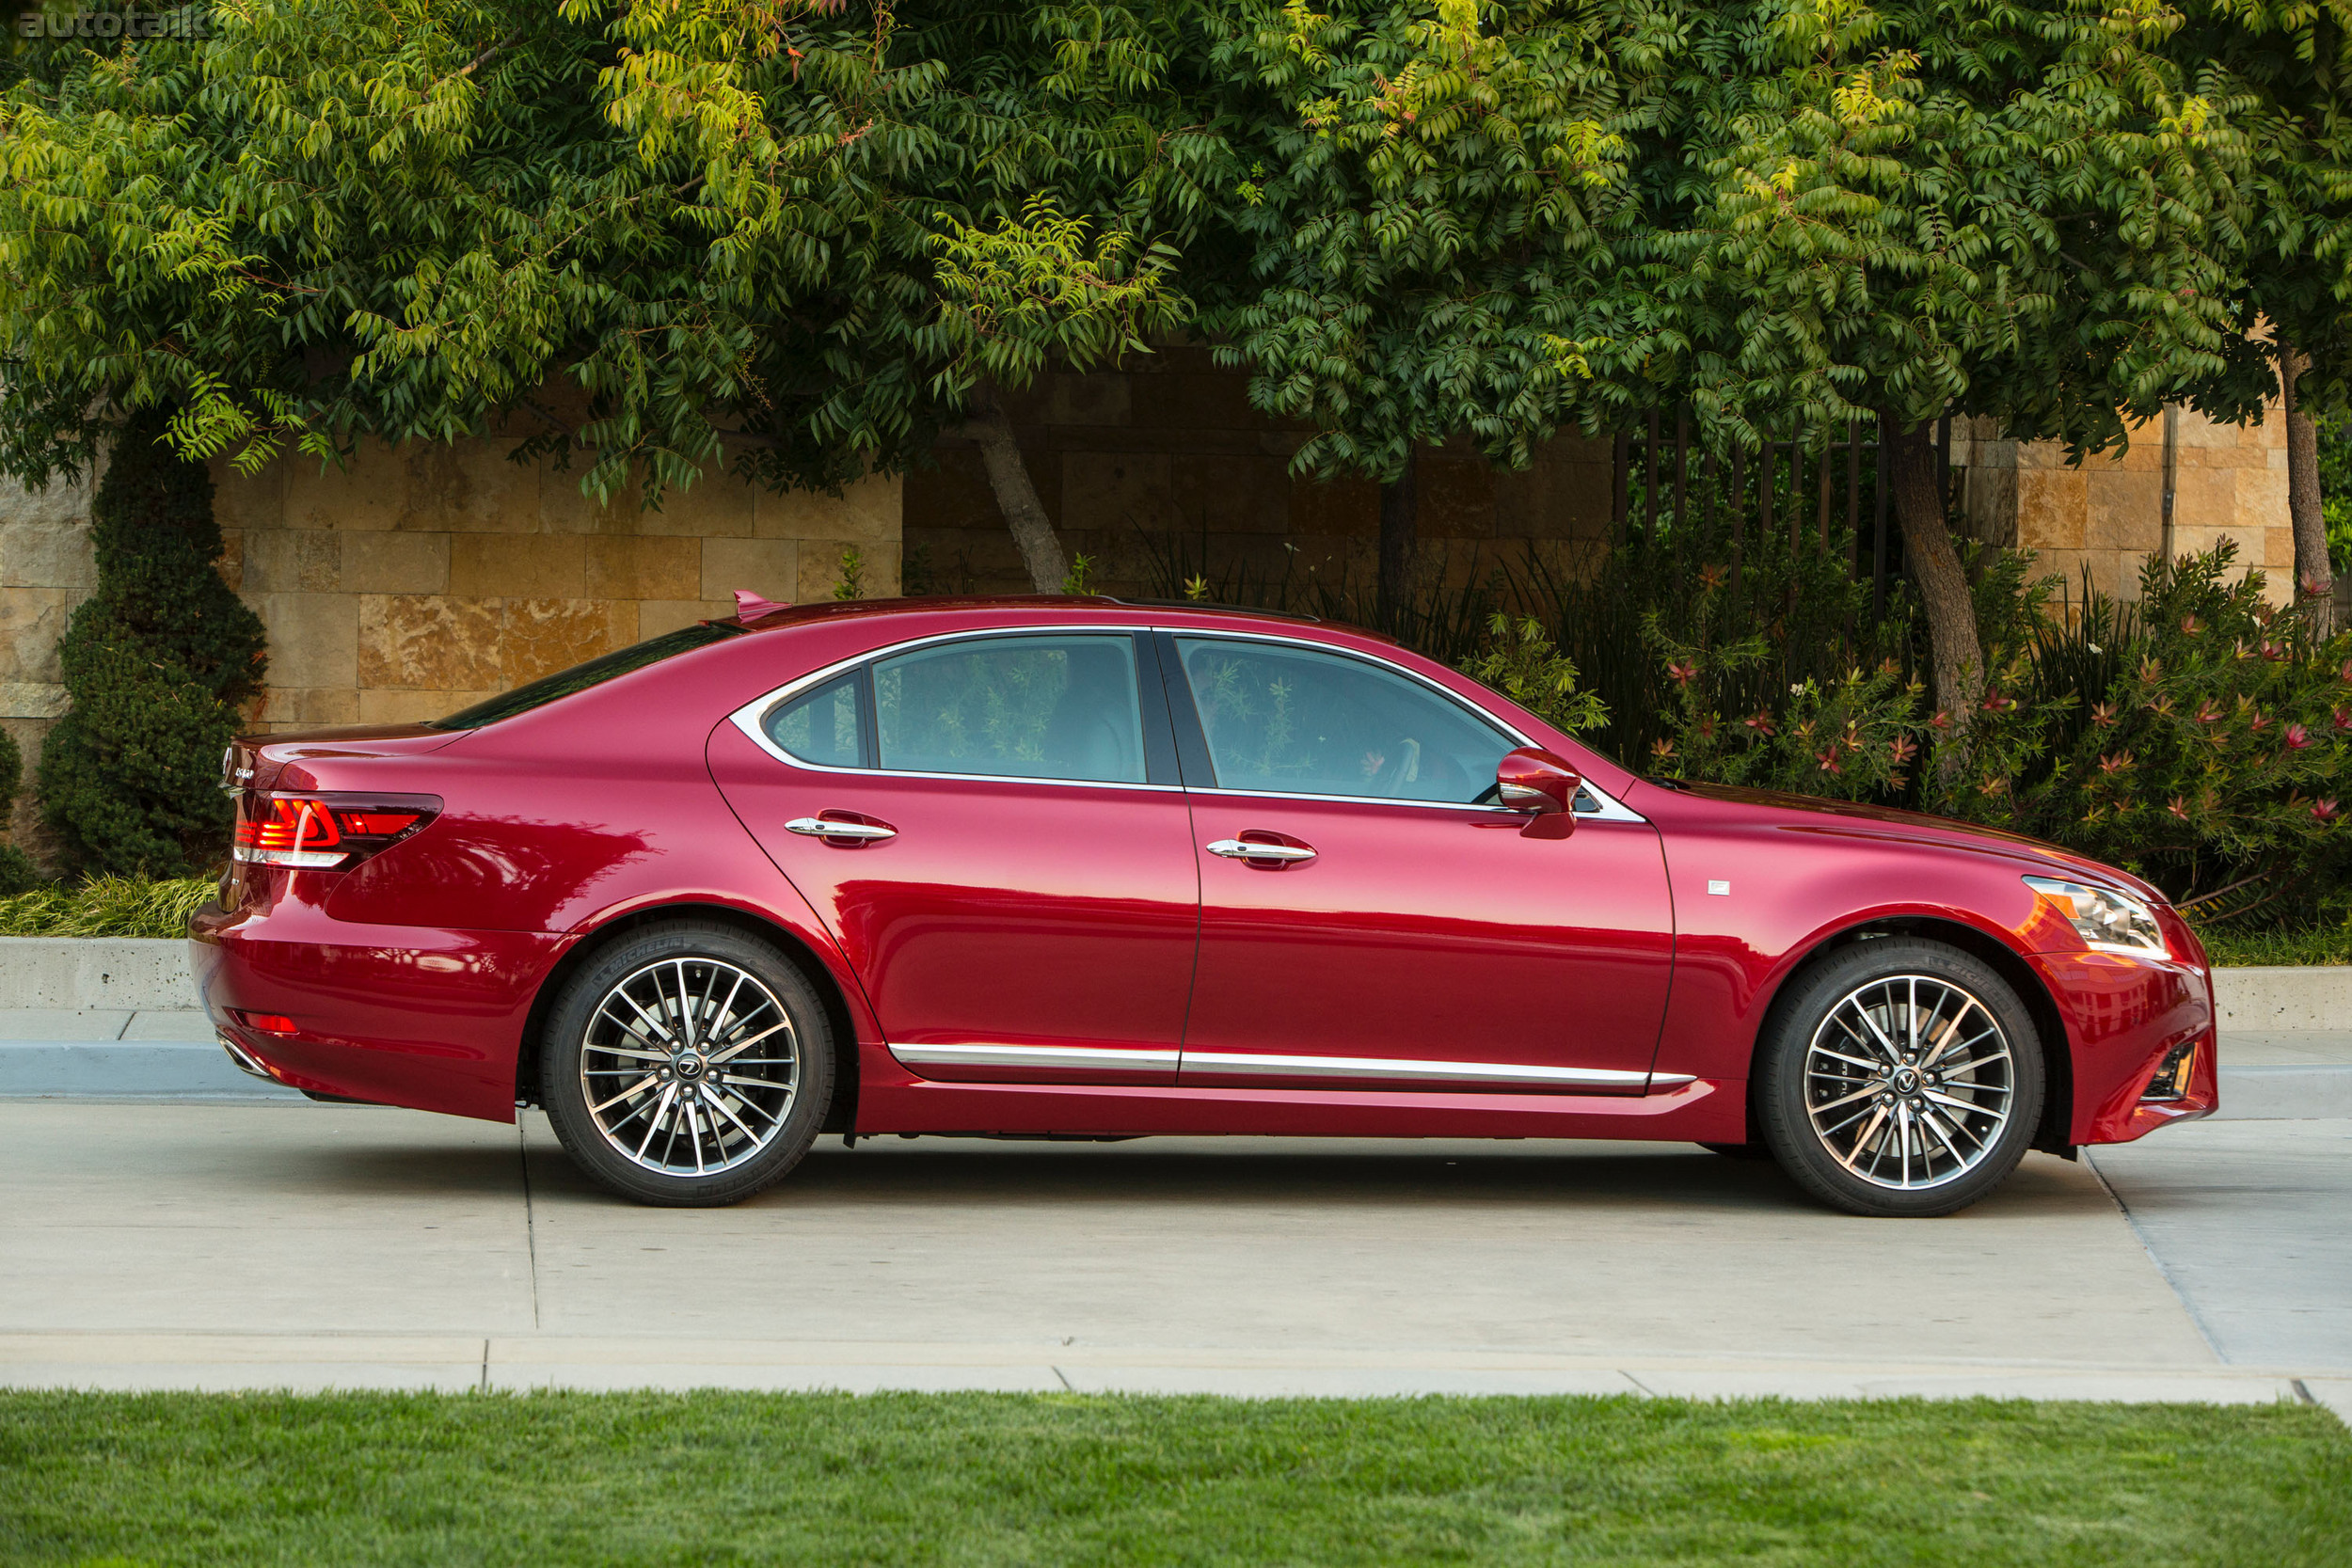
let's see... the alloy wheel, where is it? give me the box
[1801,974,2015,1192]
[579,958,800,1177]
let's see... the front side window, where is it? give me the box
[873,635,1147,784]
[1176,637,1514,804]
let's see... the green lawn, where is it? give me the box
[1,1392,2344,1566]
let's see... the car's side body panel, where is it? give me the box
[1178,800,1675,1090]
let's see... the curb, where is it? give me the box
[2214,966,2352,1031]
[0,937,194,1011]
[0,1334,2342,1405]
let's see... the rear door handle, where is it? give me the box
[1207,838,1315,864]
[787,816,897,844]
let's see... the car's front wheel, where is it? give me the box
[540,920,834,1206]
[1755,939,2044,1217]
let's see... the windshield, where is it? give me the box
[428,624,744,730]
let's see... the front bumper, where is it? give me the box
[2027,948,2218,1146]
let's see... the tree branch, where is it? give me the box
[454,30,525,83]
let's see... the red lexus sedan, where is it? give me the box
[191,597,2217,1215]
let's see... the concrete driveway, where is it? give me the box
[1,1099,2344,1417]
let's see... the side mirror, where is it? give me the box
[1497,747,1581,836]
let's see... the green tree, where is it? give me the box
[0,2,1206,593]
[36,411,268,876]
[1583,0,2274,732]
[2183,0,2352,615]
[1197,0,1633,625]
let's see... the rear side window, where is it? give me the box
[873,634,1146,784]
[430,624,742,730]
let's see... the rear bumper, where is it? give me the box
[191,900,564,1123]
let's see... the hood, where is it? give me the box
[1637,777,2169,905]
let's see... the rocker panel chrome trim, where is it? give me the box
[892,1042,1180,1075]
[1176,1050,1691,1090]
[888,1041,1693,1091]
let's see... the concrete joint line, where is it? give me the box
[2085,1149,2227,1361]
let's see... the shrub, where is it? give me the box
[36,411,267,877]
[1579,531,2349,921]
[0,725,35,895]
[1640,563,1929,800]
[1982,546,2352,913]
[1461,614,1608,738]
[0,874,215,938]
[1521,515,1915,769]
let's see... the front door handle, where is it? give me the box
[787,816,897,844]
[1207,837,1315,864]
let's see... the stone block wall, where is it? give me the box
[1,435,899,860]
[0,471,91,855]
[1956,400,2293,603]
[212,436,900,730]
[904,345,1615,604]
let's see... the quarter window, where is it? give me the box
[1175,637,1514,804]
[764,673,866,768]
[873,635,1148,784]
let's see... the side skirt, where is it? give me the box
[852,1076,1745,1143]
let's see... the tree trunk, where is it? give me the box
[964,384,1068,594]
[1883,418,1986,732]
[2280,342,2332,624]
[1377,447,1419,631]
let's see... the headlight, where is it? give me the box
[2024,876,2169,957]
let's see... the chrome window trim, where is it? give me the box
[724,621,1645,822]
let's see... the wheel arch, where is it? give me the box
[516,900,865,1134]
[1750,915,2074,1156]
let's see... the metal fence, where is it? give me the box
[1608,411,1954,617]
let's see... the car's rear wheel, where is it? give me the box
[540,921,834,1206]
[1756,939,2043,1217]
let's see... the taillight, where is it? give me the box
[232,794,438,870]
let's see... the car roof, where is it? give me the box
[723,594,1365,638]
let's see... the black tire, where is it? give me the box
[1756,938,2044,1218]
[540,920,834,1207]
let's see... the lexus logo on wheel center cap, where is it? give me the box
[1891,1068,1919,1094]
[675,1053,706,1080]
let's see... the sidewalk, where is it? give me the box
[1,1097,2344,1419]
